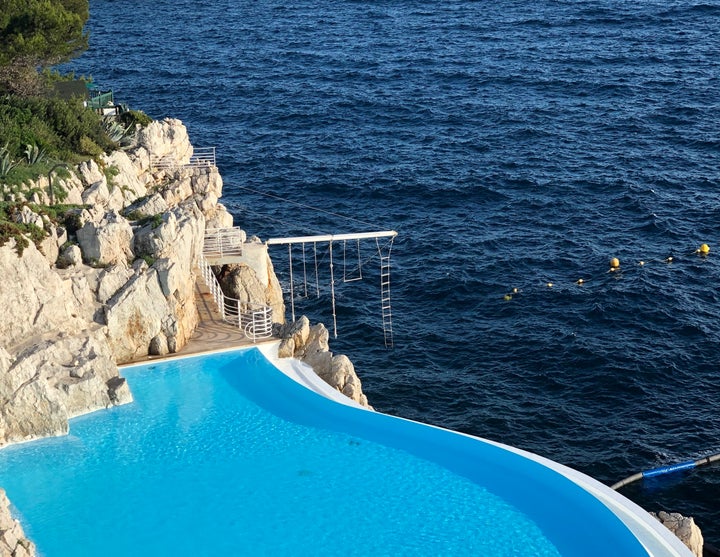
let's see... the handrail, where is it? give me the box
[197,252,273,342]
[150,146,216,171]
[203,227,245,259]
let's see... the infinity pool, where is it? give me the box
[0,347,683,555]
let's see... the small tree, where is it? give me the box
[0,0,89,96]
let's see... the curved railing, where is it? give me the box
[198,252,273,342]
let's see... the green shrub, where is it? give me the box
[118,109,152,128]
[78,135,103,157]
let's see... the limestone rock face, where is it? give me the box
[0,242,87,349]
[77,159,105,187]
[204,203,234,229]
[102,150,149,204]
[124,193,169,219]
[0,329,131,447]
[57,244,82,268]
[77,210,134,266]
[651,511,703,557]
[0,489,36,557]
[137,118,193,165]
[104,269,169,363]
[277,318,372,408]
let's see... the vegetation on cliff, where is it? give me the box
[0,0,89,96]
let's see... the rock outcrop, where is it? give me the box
[0,116,371,552]
[0,489,35,557]
[277,316,372,408]
[651,511,703,557]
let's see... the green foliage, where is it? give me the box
[139,254,156,267]
[24,143,46,164]
[118,109,152,128]
[0,0,89,95]
[0,202,48,255]
[0,94,116,163]
[136,213,164,229]
[102,116,132,143]
[0,143,19,178]
[78,135,103,157]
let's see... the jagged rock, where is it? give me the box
[137,118,192,165]
[0,242,88,349]
[81,179,110,207]
[306,323,330,354]
[0,329,131,446]
[107,376,131,405]
[77,210,134,266]
[12,206,43,229]
[38,225,59,265]
[218,264,265,303]
[56,226,68,248]
[204,203,234,229]
[104,269,169,363]
[57,244,82,268]
[216,242,285,323]
[278,318,372,408]
[102,150,149,204]
[77,159,105,187]
[149,334,169,356]
[124,193,169,219]
[0,489,36,557]
[277,338,295,358]
[133,211,177,259]
[96,264,134,304]
[281,316,310,356]
[651,511,703,557]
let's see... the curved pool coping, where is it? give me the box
[252,342,692,557]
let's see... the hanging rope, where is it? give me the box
[288,244,295,322]
[342,238,363,282]
[267,231,398,344]
[329,240,338,338]
[313,242,320,297]
[301,242,308,298]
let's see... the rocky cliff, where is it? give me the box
[0,117,375,553]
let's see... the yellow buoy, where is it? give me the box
[699,243,710,255]
[547,282,553,288]
[503,294,512,301]
[609,257,620,270]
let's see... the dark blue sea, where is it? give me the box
[66,0,720,544]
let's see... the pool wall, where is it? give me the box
[254,343,692,557]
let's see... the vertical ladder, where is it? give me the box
[378,240,394,348]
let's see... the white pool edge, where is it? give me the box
[255,342,693,557]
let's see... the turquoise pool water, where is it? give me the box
[0,349,647,556]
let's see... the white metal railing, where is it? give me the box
[198,252,273,342]
[150,147,216,171]
[203,227,245,259]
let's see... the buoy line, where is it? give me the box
[501,243,711,301]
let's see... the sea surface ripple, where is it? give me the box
[67,0,720,543]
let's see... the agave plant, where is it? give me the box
[102,115,134,145]
[24,143,47,165]
[0,144,19,179]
